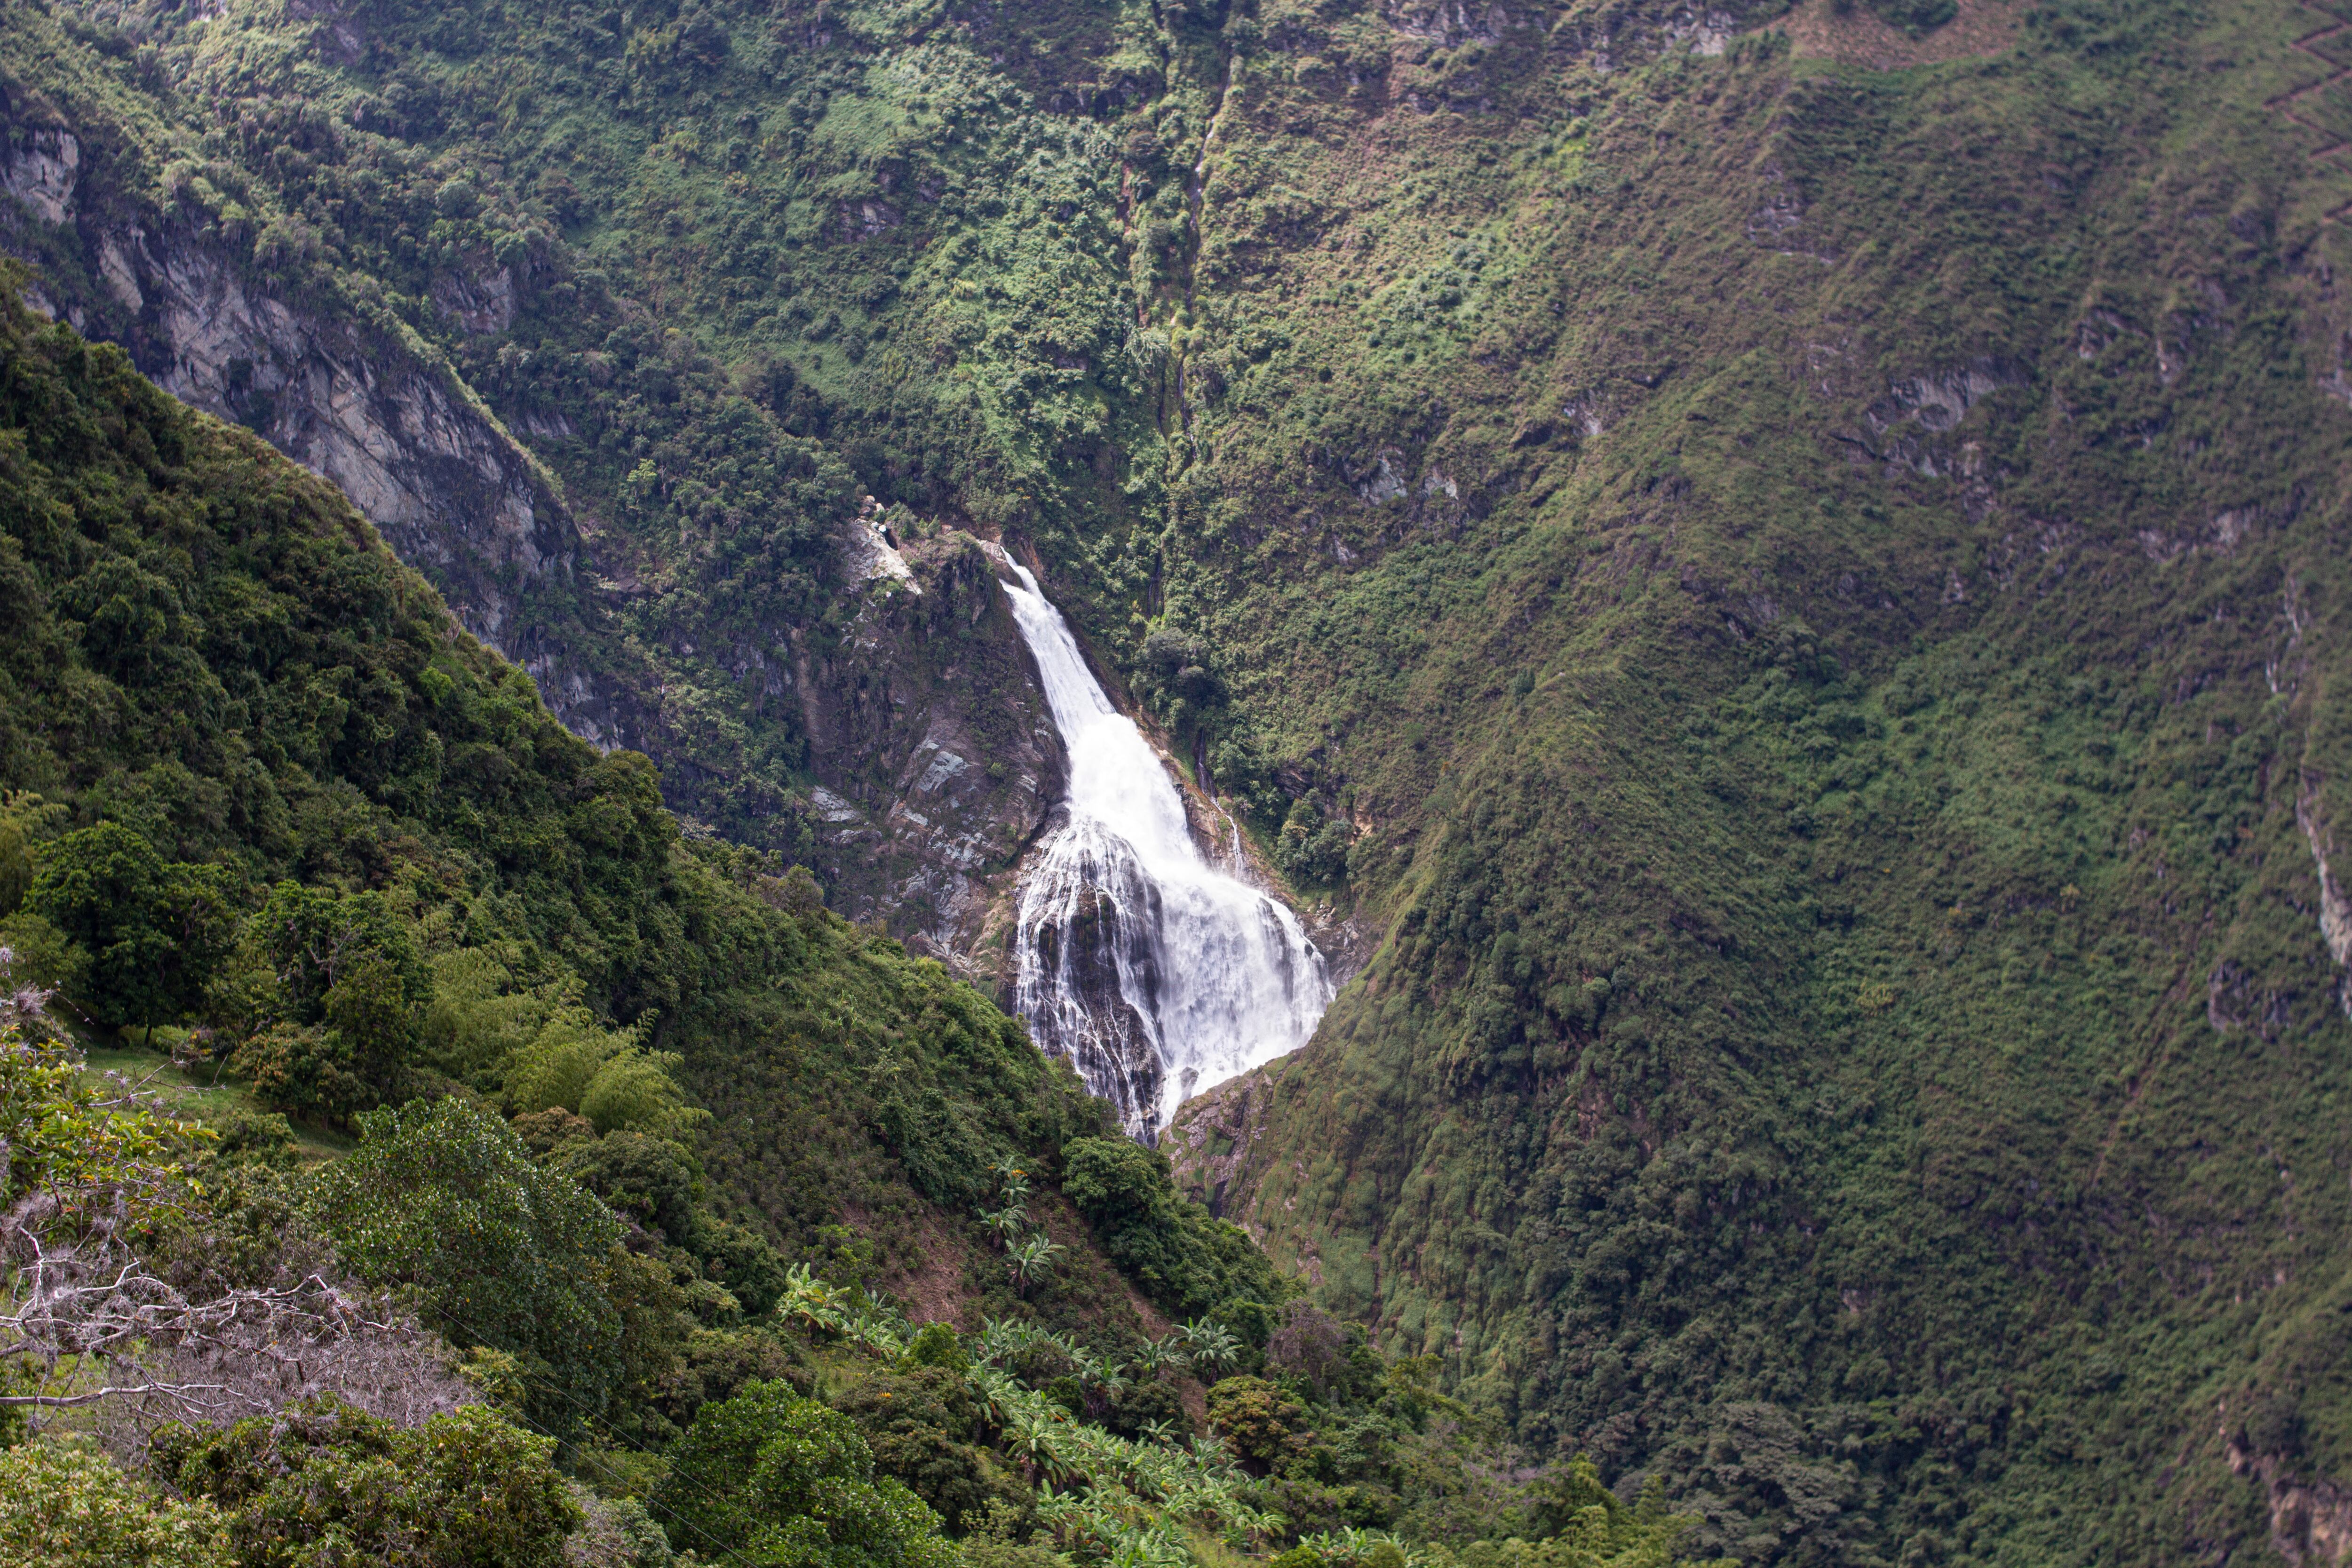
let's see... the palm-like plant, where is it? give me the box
[977,1202,1029,1249]
[1008,1233,1066,1295]
[1128,1333,1192,1379]
[1007,1408,1078,1485]
[987,1155,1033,1205]
[1177,1317,1241,1378]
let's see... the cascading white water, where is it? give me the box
[995,557,1333,1138]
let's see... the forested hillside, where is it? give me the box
[2,0,2349,1563]
[0,283,1729,1565]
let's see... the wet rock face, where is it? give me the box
[1020,845,1167,1131]
[802,535,1067,978]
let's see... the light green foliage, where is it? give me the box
[155,1397,579,1568]
[420,947,561,1077]
[0,1017,191,1208]
[421,943,696,1130]
[0,1437,231,1568]
[501,1004,674,1126]
[652,1377,961,1568]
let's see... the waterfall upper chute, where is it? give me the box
[993,555,1333,1137]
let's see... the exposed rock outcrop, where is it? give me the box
[2226,1429,2352,1567]
[802,530,1067,979]
[0,98,631,749]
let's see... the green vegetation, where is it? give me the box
[0,289,1729,1565]
[0,1436,231,1568]
[650,1378,958,1568]
[6,0,2352,1560]
[155,1399,580,1568]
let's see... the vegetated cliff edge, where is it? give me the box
[0,9,1072,965]
[0,271,1161,1357]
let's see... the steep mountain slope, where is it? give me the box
[1152,4,2352,1564]
[5,0,2352,1562]
[0,271,1126,1339]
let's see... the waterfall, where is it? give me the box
[994,557,1334,1138]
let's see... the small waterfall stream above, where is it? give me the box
[994,557,1333,1137]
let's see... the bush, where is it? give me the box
[651,1377,958,1568]
[839,1366,1025,1537]
[226,884,429,1120]
[156,1397,578,1568]
[0,1437,230,1567]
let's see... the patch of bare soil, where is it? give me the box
[1772,0,2024,69]
[879,1207,982,1329]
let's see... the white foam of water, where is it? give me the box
[995,557,1333,1135]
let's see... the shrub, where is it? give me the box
[1060,1136,1279,1319]
[156,1397,578,1568]
[228,884,430,1121]
[0,1437,230,1567]
[652,1377,958,1568]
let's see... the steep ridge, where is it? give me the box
[1149,2,2352,1561]
[0,1,1068,938]
[0,274,1128,1347]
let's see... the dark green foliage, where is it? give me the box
[1060,1135,1279,1319]
[1859,0,1961,36]
[155,1396,579,1568]
[222,883,432,1120]
[307,1095,640,1433]
[557,1127,706,1244]
[25,821,238,1033]
[650,1377,957,1568]
[837,1366,1023,1537]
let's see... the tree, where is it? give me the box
[230,884,429,1119]
[1006,1234,1064,1297]
[306,1097,635,1433]
[1204,1377,1306,1476]
[26,822,239,1036]
[155,1397,579,1568]
[652,1378,958,1568]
